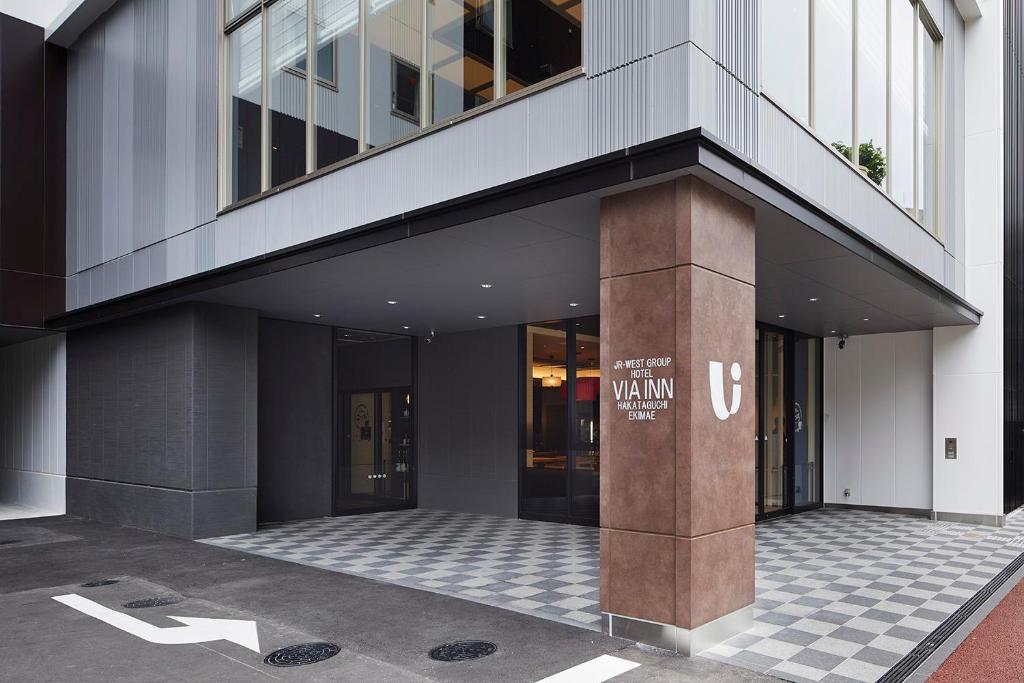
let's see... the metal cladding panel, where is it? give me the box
[587,57,650,158]
[65,0,218,278]
[758,97,948,283]
[526,77,588,176]
[0,334,67,478]
[584,0,652,77]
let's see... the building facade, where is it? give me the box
[0,0,1018,654]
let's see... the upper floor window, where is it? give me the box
[221,0,583,207]
[761,0,942,236]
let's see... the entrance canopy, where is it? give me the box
[188,170,978,338]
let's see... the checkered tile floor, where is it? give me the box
[202,507,1024,683]
[703,508,1024,683]
[201,509,602,629]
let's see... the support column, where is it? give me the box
[599,176,756,655]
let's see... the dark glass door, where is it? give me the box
[336,387,414,514]
[521,316,600,526]
[756,325,822,521]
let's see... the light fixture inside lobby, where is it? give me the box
[542,372,562,388]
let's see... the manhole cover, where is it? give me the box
[81,579,119,587]
[0,540,21,546]
[122,596,182,609]
[264,643,341,667]
[429,641,497,662]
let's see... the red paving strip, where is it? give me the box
[928,575,1024,682]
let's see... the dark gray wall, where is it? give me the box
[338,338,412,391]
[417,326,519,517]
[257,319,333,523]
[67,302,257,538]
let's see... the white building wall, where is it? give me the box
[931,1,1004,523]
[0,334,67,514]
[825,331,933,511]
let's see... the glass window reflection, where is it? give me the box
[315,0,360,168]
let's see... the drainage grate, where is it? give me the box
[0,539,21,546]
[429,641,497,662]
[122,596,183,609]
[263,643,341,667]
[81,579,119,588]
[878,550,1024,683]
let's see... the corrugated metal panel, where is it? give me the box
[65,0,218,288]
[0,334,67,511]
[584,0,652,77]
[587,57,650,158]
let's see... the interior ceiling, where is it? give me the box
[193,187,976,339]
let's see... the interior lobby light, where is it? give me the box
[542,372,562,388]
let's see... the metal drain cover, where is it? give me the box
[122,596,182,609]
[81,579,119,587]
[264,642,341,667]
[429,640,497,662]
[0,539,21,546]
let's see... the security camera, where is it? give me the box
[837,334,848,350]
[424,328,436,344]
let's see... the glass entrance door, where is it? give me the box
[756,326,822,520]
[336,388,414,514]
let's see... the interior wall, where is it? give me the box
[66,302,257,539]
[417,326,519,517]
[257,319,333,523]
[824,331,933,511]
[0,333,66,513]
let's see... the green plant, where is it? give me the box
[832,140,886,186]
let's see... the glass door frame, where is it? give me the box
[518,318,600,527]
[755,322,824,522]
[333,383,417,516]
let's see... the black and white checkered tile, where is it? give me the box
[201,509,603,629]
[202,507,1024,683]
[703,508,1024,683]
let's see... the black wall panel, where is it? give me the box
[257,318,333,523]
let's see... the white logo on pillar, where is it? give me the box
[709,361,742,421]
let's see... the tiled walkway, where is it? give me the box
[203,507,1024,683]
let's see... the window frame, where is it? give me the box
[759,0,944,241]
[218,0,584,211]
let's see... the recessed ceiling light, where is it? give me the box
[313,313,322,318]
[402,325,410,330]
[809,297,820,302]
[569,302,579,307]
[778,314,786,318]
[386,300,398,305]
[477,315,487,319]
[831,330,837,334]
[580,346,585,350]
[480,283,493,289]
[863,317,870,321]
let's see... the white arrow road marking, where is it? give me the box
[534,654,641,683]
[52,594,261,653]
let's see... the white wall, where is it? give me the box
[0,334,67,513]
[931,1,1004,520]
[825,331,933,510]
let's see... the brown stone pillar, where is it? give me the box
[599,176,755,655]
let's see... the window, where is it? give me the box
[315,0,359,169]
[762,0,809,123]
[222,0,584,206]
[814,0,852,160]
[269,0,308,187]
[760,0,942,236]
[228,16,262,203]
[366,0,422,148]
[429,0,495,123]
